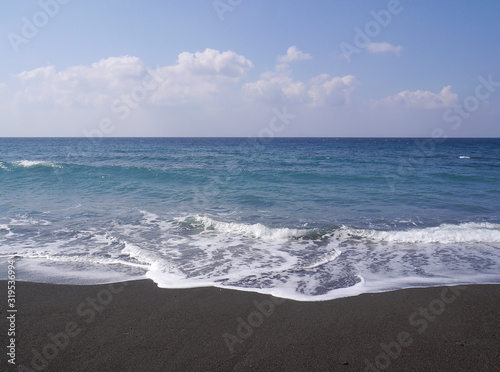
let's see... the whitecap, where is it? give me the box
[349,222,500,244]
[13,160,62,168]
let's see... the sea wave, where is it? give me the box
[175,216,500,245]
[347,222,500,244]
[177,215,307,240]
[1,213,499,301]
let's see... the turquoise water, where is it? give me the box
[0,138,499,300]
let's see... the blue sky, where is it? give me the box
[1,0,499,137]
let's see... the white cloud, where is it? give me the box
[151,48,253,105]
[175,48,253,79]
[13,49,254,108]
[277,46,312,63]
[14,56,147,108]
[6,46,354,112]
[308,74,357,107]
[366,42,402,55]
[243,46,355,107]
[371,86,458,109]
[4,46,473,137]
[244,70,357,107]
[244,47,356,107]
[242,70,307,103]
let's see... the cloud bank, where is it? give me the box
[14,49,255,109]
[0,46,467,136]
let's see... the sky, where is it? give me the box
[0,0,499,137]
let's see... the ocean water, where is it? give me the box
[0,137,499,301]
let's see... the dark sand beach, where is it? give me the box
[1,280,498,371]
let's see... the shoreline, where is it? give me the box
[1,280,499,371]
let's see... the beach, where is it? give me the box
[1,280,498,371]
[1,137,499,371]
[1,0,500,370]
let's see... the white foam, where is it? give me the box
[147,264,216,289]
[2,213,500,302]
[353,222,500,244]
[13,160,61,168]
[13,258,144,285]
[140,210,174,231]
[0,224,13,237]
[9,217,52,226]
[303,248,341,269]
[251,275,369,302]
[122,242,163,267]
[140,210,160,225]
[459,156,470,159]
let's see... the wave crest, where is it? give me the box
[179,215,307,240]
[349,222,500,244]
[13,160,62,168]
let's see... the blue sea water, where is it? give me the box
[0,137,499,300]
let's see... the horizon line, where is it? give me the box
[0,136,499,139]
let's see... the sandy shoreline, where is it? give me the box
[1,280,499,371]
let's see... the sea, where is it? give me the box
[0,137,499,301]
